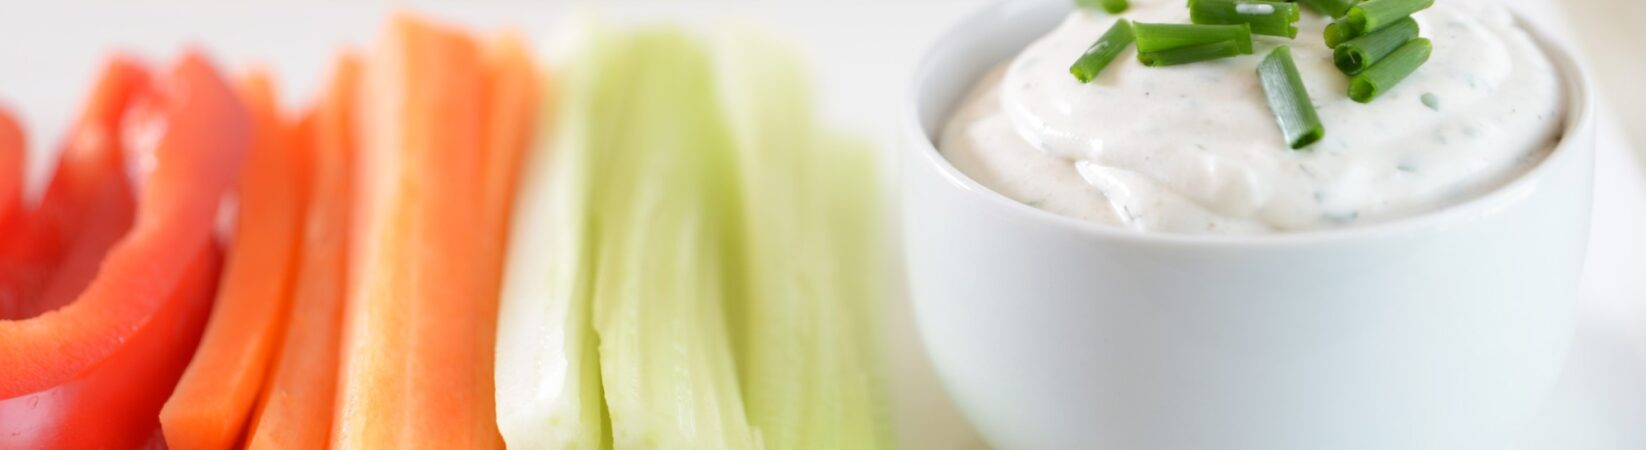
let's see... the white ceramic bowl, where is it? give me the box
[901,2,1596,449]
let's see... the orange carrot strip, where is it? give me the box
[244,53,359,450]
[160,70,310,450]
[334,14,511,449]
[479,32,539,244]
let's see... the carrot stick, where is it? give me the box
[478,30,542,448]
[334,15,514,449]
[479,32,539,244]
[243,53,359,450]
[160,70,310,450]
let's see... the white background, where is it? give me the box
[0,1,1639,449]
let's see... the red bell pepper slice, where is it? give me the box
[0,57,147,321]
[0,246,222,450]
[0,108,22,238]
[0,51,252,449]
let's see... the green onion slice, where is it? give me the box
[1324,20,1354,48]
[1298,0,1359,18]
[1258,46,1325,149]
[1131,22,1254,55]
[1345,0,1433,34]
[1077,0,1131,14]
[1189,0,1301,38]
[1070,19,1137,83]
[1349,37,1432,103]
[1137,40,1245,66]
[1333,17,1419,74]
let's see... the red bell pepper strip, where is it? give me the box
[0,58,147,320]
[30,169,136,320]
[0,51,252,449]
[0,108,22,238]
[0,245,222,450]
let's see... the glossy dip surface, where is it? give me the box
[938,0,1564,234]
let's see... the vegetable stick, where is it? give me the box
[0,108,22,235]
[1,244,223,450]
[0,58,147,319]
[585,30,761,450]
[0,52,245,445]
[161,70,309,450]
[484,31,558,449]
[493,30,606,450]
[336,14,516,449]
[714,30,893,450]
[0,53,250,450]
[480,32,538,247]
[244,53,358,450]
[31,167,135,316]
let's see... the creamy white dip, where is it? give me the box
[939,0,1564,234]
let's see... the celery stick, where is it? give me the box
[494,27,612,450]
[497,24,893,450]
[587,30,762,450]
[714,31,893,450]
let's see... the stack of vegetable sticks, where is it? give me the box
[1,12,894,450]
[152,14,537,450]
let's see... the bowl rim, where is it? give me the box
[903,0,1596,248]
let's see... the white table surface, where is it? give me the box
[0,1,1639,449]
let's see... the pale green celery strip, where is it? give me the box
[714,29,894,450]
[588,30,762,450]
[712,30,813,450]
[498,23,893,450]
[494,24,612,450]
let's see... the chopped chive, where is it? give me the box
[1189,0,1301,38]
[1258,46,1325,149]
[1298,0,1359,18]
[1324,20,1354,48]
[1131,22,1254,55]
[1137,40,1245,66]
[1345,0,1433,34]
[1324,14,1412,48]
[1076,0,1131,13]
[1332,17,1419,74]
[1349,38,1432,103]
[1070,19,1137,83]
